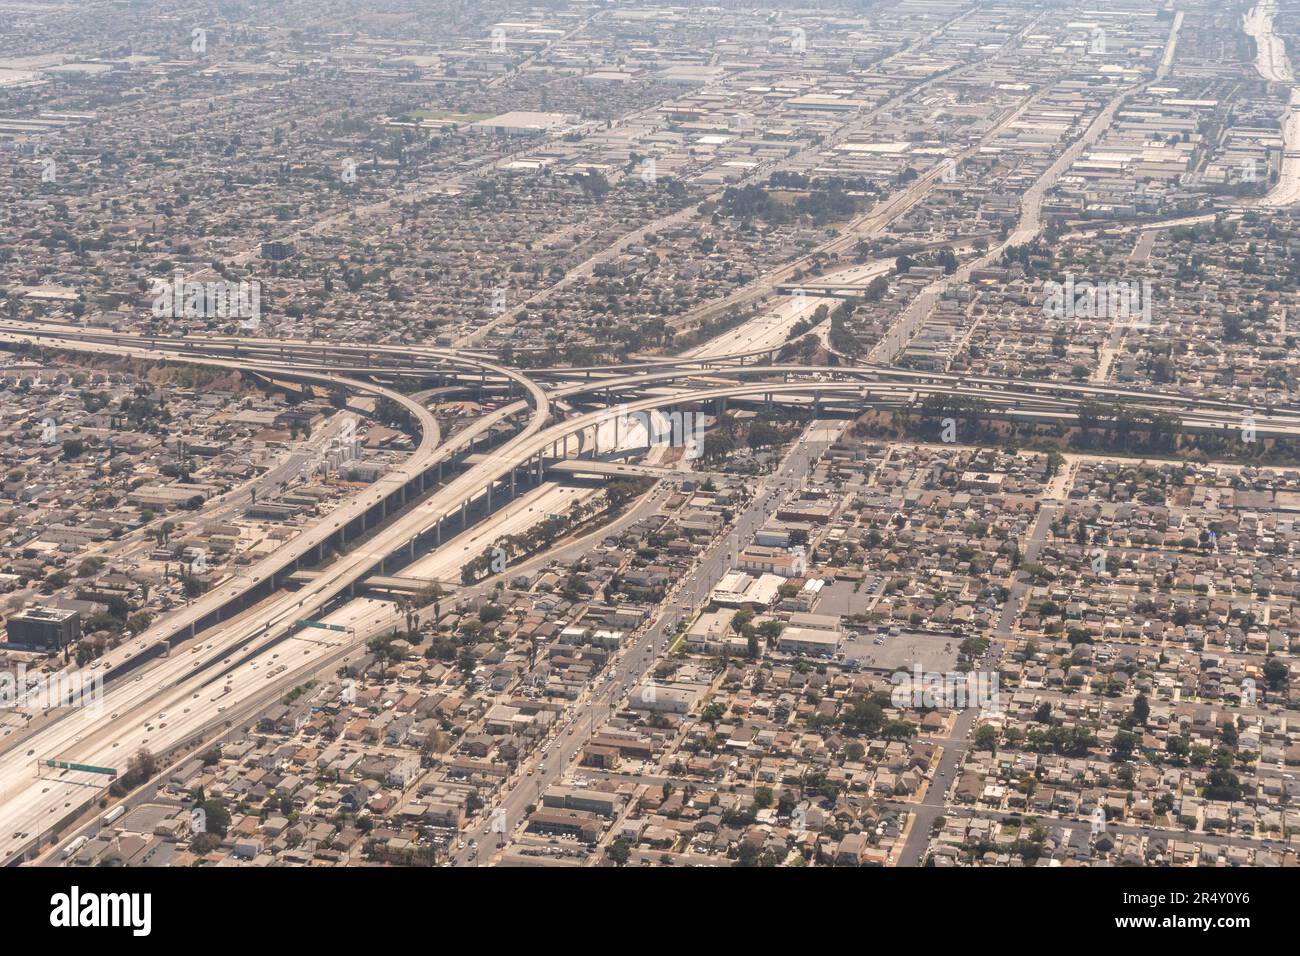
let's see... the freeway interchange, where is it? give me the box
[1,320,1300,864]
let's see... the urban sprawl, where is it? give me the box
[0,0,1297,871]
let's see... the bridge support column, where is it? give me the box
[510,469,516,496]
[487,481,493,512]
[460,499,468,528]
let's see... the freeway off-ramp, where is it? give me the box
[3,316,1300,863]
[0,330,554,860]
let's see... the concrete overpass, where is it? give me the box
[1,322,1298,864]
[0,322,553,645]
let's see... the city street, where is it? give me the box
[449,420,843,866]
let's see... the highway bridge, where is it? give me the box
[0,320,1298,863]
[14,323,1296,435]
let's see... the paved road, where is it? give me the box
[870,76,1139,364]
[449,421,843,866]
[898,467,1068,864]
[897,707,980,866]
[996,497,1058,638]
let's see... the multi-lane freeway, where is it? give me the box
[4,287,1300,864]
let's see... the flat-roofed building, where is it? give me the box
[542,785,622,817]
[5,604,80,651]
[777,626,842,657]
[528,807,602,842]
[468,110,574,136]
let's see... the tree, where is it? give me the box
[1204,768,1242,802]
[367,635,402,677]
[882,719,916,740]
[746,421,782,449]
[842,695,886,736]
[974,725,999,752]
[606,840,632,866]
[119,748,158,790]
[702,432,735,460]
[1131,693,1150,726]
[77,557,106,577]
[1113,729,1139,758]
[197,798,231,837]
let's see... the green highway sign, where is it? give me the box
[295,619,348,633]
[45,760,117,776]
